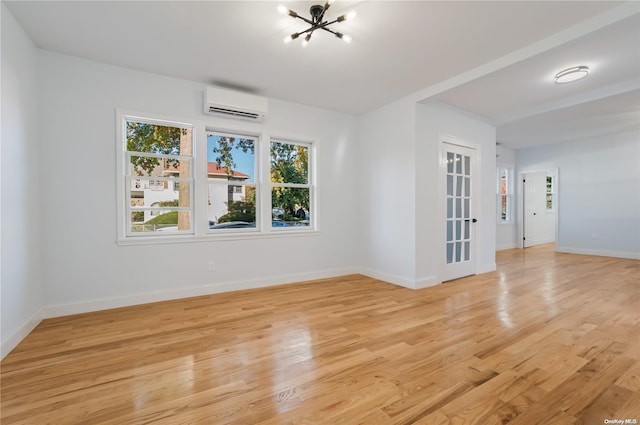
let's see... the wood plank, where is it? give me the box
[1,244,638,424]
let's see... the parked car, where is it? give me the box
[209,221,255,229]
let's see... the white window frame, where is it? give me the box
[116,110,320,245]
[117,113,195,241]
[497,167,513,223]
[269,138,316,232]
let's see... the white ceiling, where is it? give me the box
[4,0,640,149]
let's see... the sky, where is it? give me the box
[207,135,255,182]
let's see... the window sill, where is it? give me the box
[117,230,321,246]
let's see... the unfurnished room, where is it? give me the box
[1,1,639,424]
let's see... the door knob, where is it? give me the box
[472,218,478,223]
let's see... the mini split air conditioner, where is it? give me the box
[204,86,268,122]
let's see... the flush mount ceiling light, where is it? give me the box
[279,1,355,46]
[554,66,589,84]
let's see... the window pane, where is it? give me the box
[501,194,507,220]
[464,198,470,218]
[455,154,462,174]
[447,152,454,173]
[456,176,463,196]
[130,211,191,233]
[464,177,470,197]
[446,243,454,264]
[447,198,453,219]
[205,133,257,231]
[464,241,470,261]
[456,198,462,218]
[208,184,256,229]
[455,220,461,241]
[271,187,310,228]
[456,242,462,262]
[447,221,453,242]
[126,121,191,156]
[447,175,453,196]
[464,220,470,239]
[207,134,255,182]
[464,156,470,176]
[270,141,309,184]
[123,118,194,238]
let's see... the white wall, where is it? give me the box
[415,102,497,283]
[357,98,417,287]
[496,145,517,250]
[1,4,44,358]
[37,50,360,316]
[517,131,640,259]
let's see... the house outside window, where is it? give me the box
[497,167,512,223]
[207,132,257,232]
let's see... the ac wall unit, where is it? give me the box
[204,86,268,122]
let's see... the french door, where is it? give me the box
[442,142,477,282]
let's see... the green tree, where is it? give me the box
[212,136,254,175]
[126,122,180,176]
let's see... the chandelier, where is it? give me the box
[279,1,356,46]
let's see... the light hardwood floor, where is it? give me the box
[1,245,639,424]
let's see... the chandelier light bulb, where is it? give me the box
[277,5,288,15]
[342,34,352,43]
[346,11,356,20]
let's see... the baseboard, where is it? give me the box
[496,243,517,251]
[357,267,418,289]
[1,308,45,360]
[476,263,497,274]
[555,246,640,260]
[44,267,359,318]
[414,275,440,289]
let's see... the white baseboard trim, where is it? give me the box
[1,308,45,360]
[414,275,440,289]
[44,267,359,319]
[357,267,417,289]
[496,243,517,251]
[555,246,640,260]
[477,263,497,274]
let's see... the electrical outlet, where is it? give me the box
[208,261,216,272]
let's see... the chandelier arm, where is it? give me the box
[318,26,339,36]
[290,13,315,26]
[297,27,317,36]
[317,2,331,22]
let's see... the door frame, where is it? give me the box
[518,168,559,249]
[438,134,482,282]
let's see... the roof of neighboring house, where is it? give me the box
[164,162,250,179]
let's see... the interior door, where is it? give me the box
[523,171,553,248]
[442,143,477,282]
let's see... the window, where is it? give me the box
[207,132,258,232]
[270,140,312,229]
[497,167,512,222]
[546,175,554,210]
[118,112,318,242]
[122,117,193,235]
